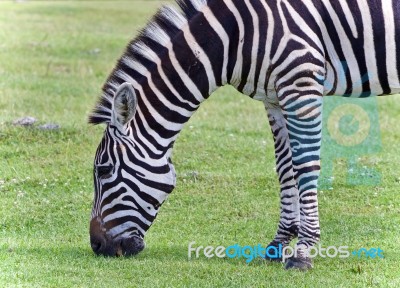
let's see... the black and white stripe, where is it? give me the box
[89,0,399,267]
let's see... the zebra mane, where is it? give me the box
[88,0,209,125]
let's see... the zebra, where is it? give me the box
[88,0,400,270]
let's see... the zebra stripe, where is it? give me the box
[88,0,400,267]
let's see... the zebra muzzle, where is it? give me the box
[89,217,145,257]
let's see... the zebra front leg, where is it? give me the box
[279,89,323,270]
[265,106,300,262]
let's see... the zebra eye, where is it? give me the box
[96,165,114,179]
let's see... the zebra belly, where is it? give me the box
[253,88,279,109]
[324,56,400,97]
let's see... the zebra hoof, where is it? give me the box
[284,256,313,271]
[264,241,284,262]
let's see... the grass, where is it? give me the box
[0,1,399,287]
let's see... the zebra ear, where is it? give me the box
[111,82,138,128]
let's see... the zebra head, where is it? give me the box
[89,82,176,257]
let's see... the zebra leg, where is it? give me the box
[278,89,323,270]
[265,106,300,262]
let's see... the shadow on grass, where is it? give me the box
[3,242,286,268]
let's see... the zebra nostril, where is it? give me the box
[90,217,108,255]
[91,239,102,253]
[90,236,106,254]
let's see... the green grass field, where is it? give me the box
[0,1,399,287]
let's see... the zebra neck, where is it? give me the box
[124,3,239,157]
